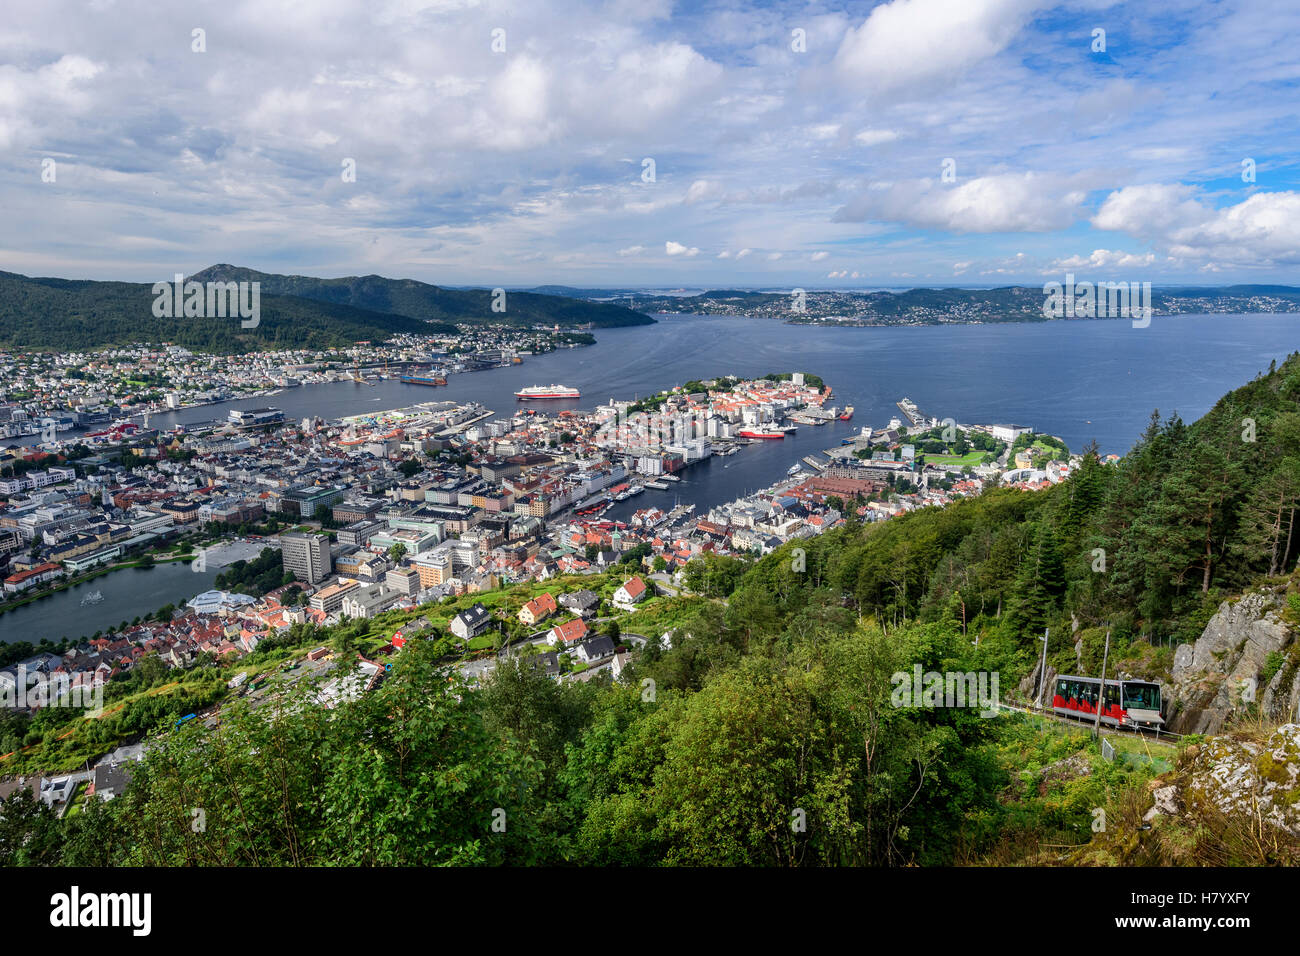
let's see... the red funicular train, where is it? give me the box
[1051,675,1164,729]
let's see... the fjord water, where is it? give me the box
[6,312,1295,644]
[153,312,1297,459]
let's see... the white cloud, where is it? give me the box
[836,172,1086,233]
[617,245,645,256]
[810,251,829,261]
[1168,192,1300,266]
[854,128,899,147]
[685,179,724,203]
[1050,249,1158,270]
[1093,187,1300,266]
[834,0,1040,95]
[1091,184,1207,236]
[665,240,699,256]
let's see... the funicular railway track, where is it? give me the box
[999,697,1183,743]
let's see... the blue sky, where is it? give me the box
[2,0,1298,288]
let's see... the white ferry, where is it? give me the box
[515,384,581,400]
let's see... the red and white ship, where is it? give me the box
[738,428,785,439]
[515,384,581,400]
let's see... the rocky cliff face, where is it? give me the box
[1167,589,1299,734]
[1143,724,1300,839]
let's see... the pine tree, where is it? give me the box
[1006,520,1065,636]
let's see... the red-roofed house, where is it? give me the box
[547,618,589,646]
[614,576,648,606]
[518,592,557,626]
[3,562,61,594]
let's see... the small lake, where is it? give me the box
[0,561,221,646]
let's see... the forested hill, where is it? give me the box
[0,270,460,353]
[0,265,653,353]
[189,265,654,330]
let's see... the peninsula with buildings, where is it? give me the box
[611,285,1300,325]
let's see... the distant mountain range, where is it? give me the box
[607,284,1300,325]
[0,266,653,353]
[191,266,652,330]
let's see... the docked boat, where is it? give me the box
[644,480,669,490]
[787,464,802,476]
[399,375,447,386]
[575,493,611,513]
[515,384,581,400]
[839,405,855,421]
[738,428,784,439]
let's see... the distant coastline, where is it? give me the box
[610,285,1300,327]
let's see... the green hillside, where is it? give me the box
[0,270,460,353]
[189,265,654,329]
[0,264,654,353]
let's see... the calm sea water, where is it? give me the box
[144,312,1298,458]
[7,312,1295,644]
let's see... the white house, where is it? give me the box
[613,576,648,606]
[449,602,492,640]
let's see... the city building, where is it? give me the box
[280,531,332,584]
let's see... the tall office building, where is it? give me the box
[279,531,332,585]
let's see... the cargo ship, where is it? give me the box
[738,428,785,439]
[839,405,855,421]
[399,375,447,387]
[515,384,581,400]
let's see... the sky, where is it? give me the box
[2,0,1298,289]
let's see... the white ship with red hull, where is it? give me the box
[515,384,581,400]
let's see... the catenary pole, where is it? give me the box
[1093,629,1110,739]
[1035,628,1050,709]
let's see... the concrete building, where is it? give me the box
[990,424,1033,443]
[280,531,332,584]
[309,580,359,615]
[385,567,421,597]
